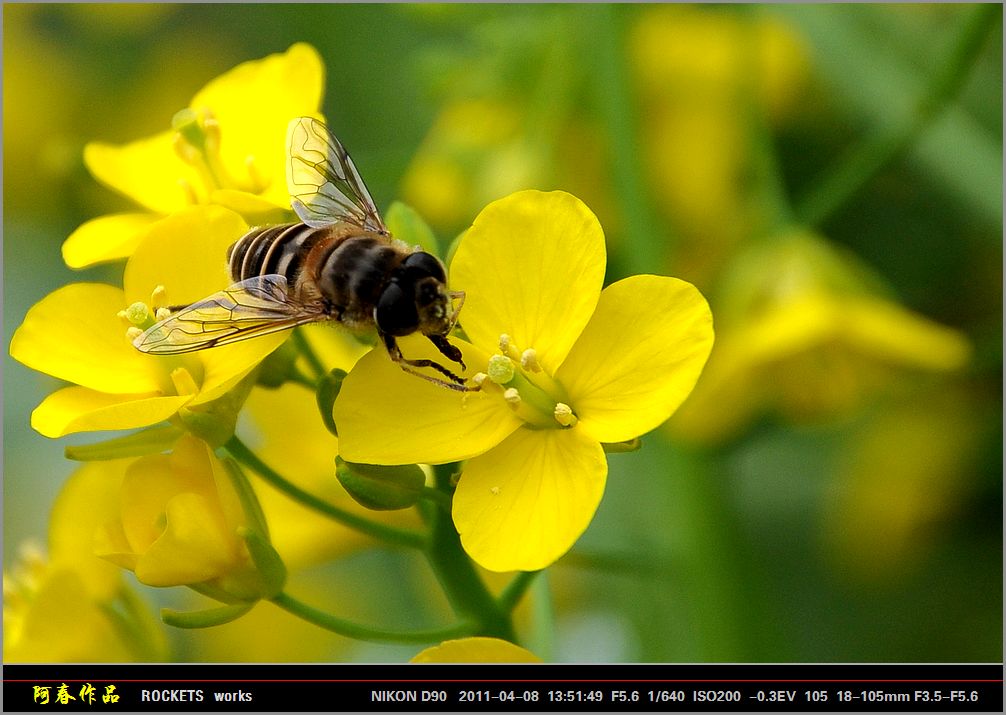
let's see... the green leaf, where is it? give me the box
[316,368,347,437]
[64,424,183,461]
[385,201,441,257]
[336,458,426,511]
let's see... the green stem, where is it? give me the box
[287,366,317,390]
[498,570,541,613]
[224,436,426,550]
[421,485,452,511]
[796,3,1000,227]
[586,3,669,274]
[291,328,326,379]
[271,591,475,644]
[423,463,515,641]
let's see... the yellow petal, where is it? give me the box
[31,387,192,438]
[453,427,607,572]
[411,637,542,663]
[557,275,714,443]
[450,190,606,372]
[843,297,971,370]
[134,493,238,587]
[335,334,521,465]
[10,283,163,394]
[191,43,325,207]
[85,132,204,213]
[62,213,161,268]
[122,205,246,306]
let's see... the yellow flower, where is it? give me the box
[62,43,324,268]
[671,230,972,443]
[94,434,272,599]
[4,460,166,662]
[10,205,286,439]
[335,191,714,572]
[411,637,541,663]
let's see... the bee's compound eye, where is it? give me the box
[376,283,419,336]
[402,252,446,283]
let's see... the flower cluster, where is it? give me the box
[9,39,715,660]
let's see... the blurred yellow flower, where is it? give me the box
[411,636,541,663]
[10,205,286,438]
[237,380,425,569]
[671,230,971,443]
[401,98,536,232]
[63,42,324,268]
[95,434,273,599]
[335,191,713,572]
[4,460,166,662]
[630,6,811,285]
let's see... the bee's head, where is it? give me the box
[375,251,454,337]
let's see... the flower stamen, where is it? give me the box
[553,402,578,427]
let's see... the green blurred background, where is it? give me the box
[3,3,1002,662]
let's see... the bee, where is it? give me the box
[133,116,472,391]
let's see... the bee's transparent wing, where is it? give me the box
[133,275,328,355]
[286,116,387,233]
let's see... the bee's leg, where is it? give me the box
[381,334,477,392]
[427,333,466,370]
[447,290,465,329]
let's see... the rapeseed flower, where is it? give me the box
[670,230,971,443]
[63,43,323,268]
[335,191,713,572]
[10,205,285,439]
[94,434,277,599]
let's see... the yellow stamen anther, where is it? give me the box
[155,308,172,322]
[117,309,131,327]
[498,333,521,360]
[125,326,144,342]
[553,402,578,427]
[472,372,488,387]
[520,348,541,372]
[503,387,521,405]
[151,285,167,308]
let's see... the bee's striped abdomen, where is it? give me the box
[227,223,329,285]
